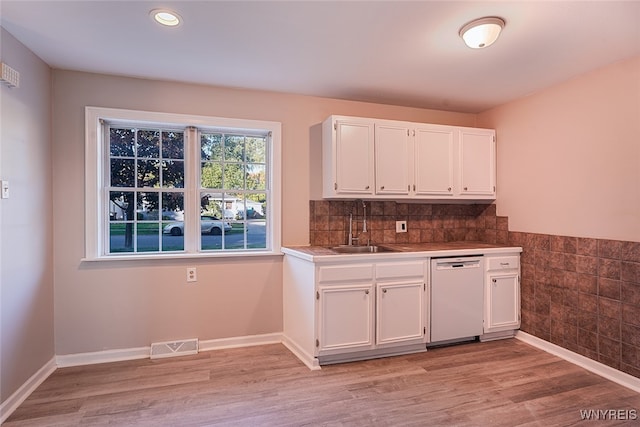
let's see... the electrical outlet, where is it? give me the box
[186,267,197,282]
[395,220,407,233]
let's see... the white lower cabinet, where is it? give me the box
[376,281,425,346]
[318,284,374,353]
[283,249,521,369]
[312,259,427,364]
[482,254,521,340]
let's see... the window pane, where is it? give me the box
[245,137,266,163]
[109,191,135,220]
[160,192,185,250]
[137,223,159,252]
[248,217,266,249]
[246,164,266,190]
[110,222,134,253]
[137,130,160,158]
[162,226,184,251]
[245,194,267,249]
[110,158,135,187]
[162,160,184,188]
[110,128,135,157]
[162,193,184,220]
[200,193,223,219]
[224,135,244,162]
[200,207,226,251]
[137,159,160,188]
[246,195,266,249]
[200,192,233,251]
[201,133,222,161]
[162,131,184,159]
[136,192,159,220]
[201,162,222,188]
[223,163,244,190]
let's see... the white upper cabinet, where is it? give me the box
[375,122,412,195]
[322,117,374,197]
[414,125,455,196]
[322,115,496,201]
[459,128,496,197]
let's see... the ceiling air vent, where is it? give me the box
[150,338,198,359]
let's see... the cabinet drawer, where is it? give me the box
[318,264,374,283]
[376,261,425,280]
[487,256,519,271]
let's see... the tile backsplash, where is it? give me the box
[308,200,640,379]
[309,200,506,247]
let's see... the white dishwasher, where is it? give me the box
[430,256,484,344]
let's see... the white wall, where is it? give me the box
[478,56,640,243]
[0,28,54,403]
[51,70,476,355]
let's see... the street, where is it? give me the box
[110,221,266,252]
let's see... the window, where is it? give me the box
[85,107,281,260]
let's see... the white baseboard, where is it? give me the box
[516,331,640,393]
[55,333,285,368]
[281,335,321,370]
[199,332,283,352]
[0,357,57,424]
[56,346,150,368]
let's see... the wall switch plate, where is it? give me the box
[186,267,197,282]
[395,220,407,233]
[1,181,9,199]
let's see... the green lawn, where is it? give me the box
[110,222,246,235]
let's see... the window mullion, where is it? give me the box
[100,122,111,256]
[185,126,199,253]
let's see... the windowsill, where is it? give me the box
[81,250,284,262]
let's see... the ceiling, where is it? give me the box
[1,1,639,113]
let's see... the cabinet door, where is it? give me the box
[317,284,374,353]
[374,123,411,195]
[459,129,496,196]
[335,120,375,195]
[376,281,425,346]
[485,273,520,333]
[414,126,454,196]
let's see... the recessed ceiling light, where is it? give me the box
[150,9,182,27]
[459,17,505,49]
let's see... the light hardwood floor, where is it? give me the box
[5,339,640,426]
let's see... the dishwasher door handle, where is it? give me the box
[435,261,481,270]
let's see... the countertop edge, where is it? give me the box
[282,245,523,263]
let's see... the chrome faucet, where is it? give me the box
[348,213,358,246]
[347,200,370,246]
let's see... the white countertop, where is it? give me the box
[282,242,522,263]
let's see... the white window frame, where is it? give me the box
[84,106,282,260]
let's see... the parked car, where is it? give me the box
[235,208,264,220]
[163,215,232,236]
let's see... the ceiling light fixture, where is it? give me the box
[459,17,505,49]
[150,9,182,27]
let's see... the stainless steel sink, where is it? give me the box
[331,245,394,254]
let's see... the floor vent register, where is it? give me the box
[150,338,199,359]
